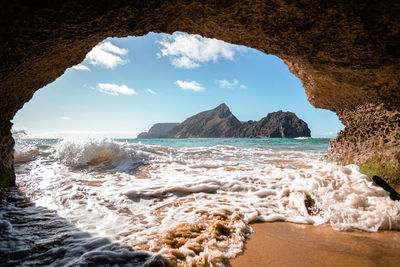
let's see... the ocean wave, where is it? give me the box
[52,138,149,173]
[10,138,400,266]
[125,184,220,199]
[14,139,50,164]
[14,149,40,164]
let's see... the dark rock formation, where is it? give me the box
[372,176,400,201]
[167,104,242,138]
[137,123,179,139]
[234,111,311,138]
[0,1,399,187]
[0,121,15,187]
[139,104,310,139]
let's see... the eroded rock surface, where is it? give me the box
[328,103,400,191]
[1,1,399,186]
[235,111,311,138]
[167,103,242,138]
[0,121,15,187]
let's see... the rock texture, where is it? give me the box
[167,104,242,138]
[0,120,15,187]
[137,123,180,139]
[0,1,399,187]
[139,104,310,139]
[235,111,311,138]
[328,103,400,191]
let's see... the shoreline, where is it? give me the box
[230,222,400,267]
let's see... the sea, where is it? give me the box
[1,137,399,266]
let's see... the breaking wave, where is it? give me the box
[52,138,150,173]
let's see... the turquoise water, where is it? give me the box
[119,138,330,151]
[17,137,331,154]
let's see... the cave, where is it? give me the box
[1,1,399,189]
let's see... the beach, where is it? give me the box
[231,222,400,267]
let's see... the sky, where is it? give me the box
[12,32,344,138]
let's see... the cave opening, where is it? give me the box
[12,32,343,140]
[2,1,398,190]
[2,1,400,265]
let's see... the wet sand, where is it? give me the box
[230,222,400,267]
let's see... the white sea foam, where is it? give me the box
[52,138,150,173]
[10,138,400,266]
[13,139,44,164]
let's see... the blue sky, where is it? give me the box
[13,32,344,138]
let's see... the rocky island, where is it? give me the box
[138,103,311,138]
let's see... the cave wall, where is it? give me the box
[1,0,399,187]
[328,103,400,190]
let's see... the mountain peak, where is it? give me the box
[214,103,230,118]
[216,103,228,109]
[164,103,241,138]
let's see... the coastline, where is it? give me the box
[230,222,400,267]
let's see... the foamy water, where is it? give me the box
[2,138,400,266]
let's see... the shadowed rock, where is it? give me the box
[372,175,400,201]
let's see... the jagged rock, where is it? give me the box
[140,104,310,139]
[137,123,180,139]
[167,104,242,138]
[0,1,399,187]
[372,176,400,201]
[235,111,311,138]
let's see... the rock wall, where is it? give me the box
[1,1,399,187]
[328,103,400,191]
[0,120,15,187]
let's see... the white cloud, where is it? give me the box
[157,32,244,69]
[215,79,238,88]
[215,79,247,89]
[85,41,129,69]
[172,56,200,69]
[97,83,136,96]
[72,64,91,71]
[97,42,128,55]
[175,80,205,92]
[146,88,157,95]
[61,116,72,120]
